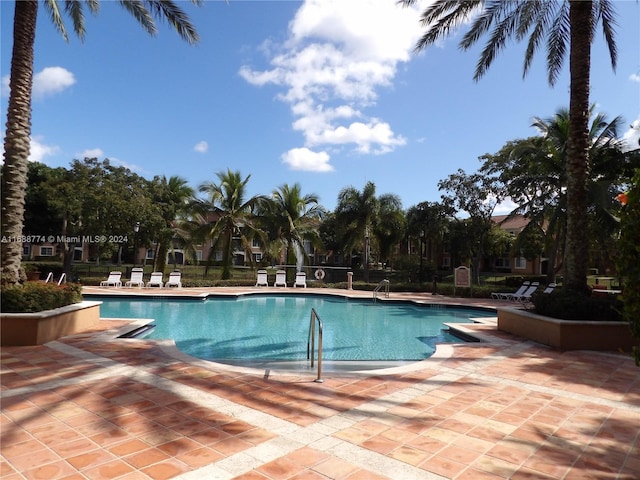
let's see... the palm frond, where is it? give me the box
[117,0,157,37]
[44,0,69,42]
[521,0,553,78]
[545,1,570,85]
[416,0,483,52]
[594,0,618,70]
[143,0,200,45]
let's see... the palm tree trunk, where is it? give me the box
[564,0,593,292]
[1,1,38,285]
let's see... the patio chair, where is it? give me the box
[146,272,164,288]
[507,282,539,302]
[541,282,556,294]
[165,271,182,288]
[100,271,122,288]
[273,270,287,287]
[255,269,269,287]
[491,281,530,300]
[125,268,145,288]
[293,272,307,288]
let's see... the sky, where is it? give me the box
[2,0,639,214]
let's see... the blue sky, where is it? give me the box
[2,0,639,214]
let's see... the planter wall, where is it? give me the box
[498,307,636,351]
[1,301,102,346]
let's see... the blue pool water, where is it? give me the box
[97,295,494,363]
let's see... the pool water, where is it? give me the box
[98,294,494,364]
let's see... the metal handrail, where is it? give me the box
[307,308,324,383]
[373,279,390,302]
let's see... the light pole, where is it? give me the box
[419,230,424,283]
[364,225,370,283]
[133,222,140,268]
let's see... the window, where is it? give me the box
[146,250,155,259]
[253,253,262,263]
[22,245,30,256]
[514,257,527,269]
[252,238,261,248]
[495,257,510,268]
[40,246,54,256]
[196,250,203,261]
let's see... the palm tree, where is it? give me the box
[1,0,201,285]
[482,107,627,282]
[400,0,618,292]
[195,170,264,280]
[260,183,325,270]
[372,194,405,268]
[335,181,380,282]
[150,175,195,273]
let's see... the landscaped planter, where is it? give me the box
[498,307,636,351]
[1,301,102,346]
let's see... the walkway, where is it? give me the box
[1,288,639,479]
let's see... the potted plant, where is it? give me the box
[24,264,41,281]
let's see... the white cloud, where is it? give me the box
[0,75,9,97]
[622,117,640,152]
[629,73,640,83]
[194,141,208,153]
[32,66,76,100]
[29,136,61,163]
[77,148,104,159]
[282,147,334,172]
[240,0,426,170]
[2,66,75,100]
[493,197,520,216]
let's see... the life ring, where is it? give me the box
[314,268,325,280]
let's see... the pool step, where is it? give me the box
[118,324,156,339]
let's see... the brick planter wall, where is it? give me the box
[1,301,102,346]
[498,307,636,351]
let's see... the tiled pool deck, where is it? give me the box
[2,287,639,479]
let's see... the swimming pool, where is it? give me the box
[97,294,494,366]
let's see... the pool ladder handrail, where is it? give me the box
[373,279,390,302]
[307,308,324,383]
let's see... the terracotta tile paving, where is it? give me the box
[2,287,639,479]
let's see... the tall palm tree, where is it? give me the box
[150,175,195,273]
[400,0,618,292]
[260,183,324,270]
[1,0,201,285]
[482,107,627,282]
[335,181,379,282]
[195,170,264,280]
[372,193,405,268]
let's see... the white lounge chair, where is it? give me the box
[166,271,182,288]
[293,272,307,288]
[100,271,122,288]
[146,272,164,288]
[520,282,556,308]
[541,283,556,294]
[274,270,287,287]
[507,282,539,302]
[125,268,145,288]
[255,269,268,287]
[491,281,530,300]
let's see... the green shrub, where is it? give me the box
[1,282,83,313]
[532,288,622,321]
